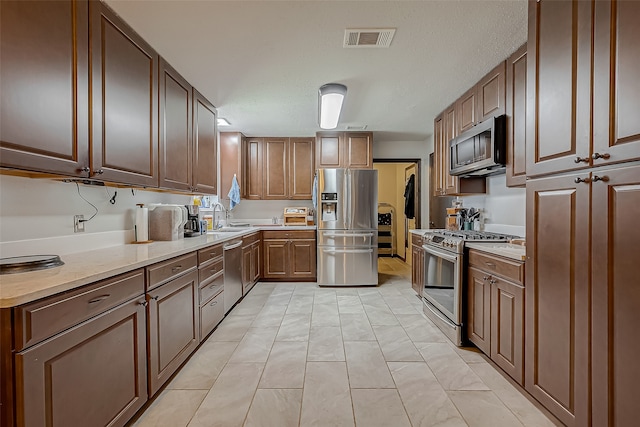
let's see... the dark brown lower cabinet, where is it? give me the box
[147,269,199,396]
[467,266,492,355]
[290,239,316,279]
[263,239,288,278]
[410,244,423,297]
[490,275,523,384]
[251,241,261,283]
[262,231,316,280]
[15,297,147,427]
[199,290,224,341]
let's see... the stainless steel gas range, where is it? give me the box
[421,229,515,345]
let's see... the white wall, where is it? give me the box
[224,199,313,223]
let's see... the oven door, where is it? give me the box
[422,244,462,324]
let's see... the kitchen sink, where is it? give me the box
[210,227,251,233]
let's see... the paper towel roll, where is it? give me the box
[135,204,149,242]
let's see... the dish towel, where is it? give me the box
[228,174,241,210]
[312,173,318,209]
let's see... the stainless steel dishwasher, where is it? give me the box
[223,240,243,313]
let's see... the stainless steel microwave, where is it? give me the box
[449,115,506,177]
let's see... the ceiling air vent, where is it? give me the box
[344,28,396,48]
[346,125,368,130]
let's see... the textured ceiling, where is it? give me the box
[105,0,528,141]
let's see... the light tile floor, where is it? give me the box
[132,257,559,427]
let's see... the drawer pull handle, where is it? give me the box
[209,283,218,289]
[171,265,183,272]
[484,262,496,268]
[210,300,218,306]
[211,268,218,274]
[152,295,159,301]
[592,175,609,183]
[592,152,610,160]
[88,295,110,304]
[210,252,218,258]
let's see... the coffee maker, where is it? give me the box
[184,205,201,237]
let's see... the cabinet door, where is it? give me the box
[90,2,158,186]
[467,267,491,355]
[252,241,261,283]
[592,1,640,166]
[289,137,315,199]
[192,89,217,194]
[444,105,459,195]
[433,114,445,196]
[220,132,243,201]
[344,132,373,169]
[591,163,640,427]
[525,173,590,427]
[263,239,288,278]
[244,138,263,199]
[263,137,288,199]
[147,270,199,396]
[290,239,317,279]
[456,86,477,133]
[477,61,506,123]
[0,0,89,176]
[159,58,192,191]
[411,246,422,296]
[316,132,343,168]
[505,45,527,187]
[242,245,252,289]
[526,0,592,177]
[16,298,147,427]
[491,277,524,385]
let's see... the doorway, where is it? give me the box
[373,159,421,272]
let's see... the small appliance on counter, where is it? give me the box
[283,207,308,226]
[149,204,187,241]
[184,205,202,237]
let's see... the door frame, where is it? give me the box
[372,158,421,229]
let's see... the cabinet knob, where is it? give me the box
[574,156,589,164]
[483,276,489,281]
[80,166,90,173]
[152,295,159,301]
[592,175,609,183]
[95,169,104,175]
[592,152,610,160]
[138,300,148,307]
[574,177,591,184]
[489,279,497,284]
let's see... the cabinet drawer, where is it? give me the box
[14,269,144,351]
[242,231,260,246]
[200,271,224,303]
[147,252,197,290]
[411,233,423,246]
[198,244,223,264]
[200,291,224,341]
[263,230,316,240]
[198,258,224,284]
[468,250,523,284]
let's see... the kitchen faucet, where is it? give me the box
[212,203,228,229]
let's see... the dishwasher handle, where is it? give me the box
[223,241,243,250]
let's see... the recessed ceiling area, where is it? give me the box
[105,0,527,141]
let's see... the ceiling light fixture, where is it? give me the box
[318,83,347,129]
[217,118,231,126]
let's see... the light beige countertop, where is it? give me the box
[465,242,526,262]
[0,225,316,308]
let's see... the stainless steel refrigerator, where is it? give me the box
[317,168,378,286]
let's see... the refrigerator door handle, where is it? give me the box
[322,248,374,254]
[322,232,375,238]
[346,169,352,230]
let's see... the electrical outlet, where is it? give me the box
[74,215,85,233]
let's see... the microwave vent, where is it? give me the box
[344,28,396,48]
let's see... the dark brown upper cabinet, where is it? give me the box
[159,58,192,191]
[315,132,343,168]
[0,0,90,177]
[90,1,159,186]
[592,0,640,167]
[243,138,264,200]
[289,138,315,199]
[477,61,506,123]
[263,137,288,200]
[456,86,478,134]
[192,89,218,194]
[505,45,527,187]
[316,132,373,169]
[219,132,245,202]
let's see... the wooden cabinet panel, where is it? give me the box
[477,61,506,123]
[444,105,458,194]
[525,173,590,426]
[192,89,217,194]
[199,271,223,304]
[220,132,244,201]
[263,239,288,278]
[316,132,342,168]
[591,163,640,427]
[491,277,524,385]
[433,114,445,196]
[469,250,523,284]
[146,252,197,291]
[411,245,423,297]
[526,0,592,177]
[456,86,477,134]
[199,291,224,341]
[467,267,491,355]
[263,138,288,199]
[344,133,373,169]
[90,1,158,186]
[0,0,90,176]
[593,1,640,167]
[505,45,527,187]
[244,138,264,199]
[159,57,192,191]
[252,241,261,283]
[290,239,316,278]
[16,297,147,427]
[242,245,252,288]
[289,138,315,199]
[147,270,199,396]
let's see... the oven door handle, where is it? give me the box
[422,244,459,263]
[423,299,458,330]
